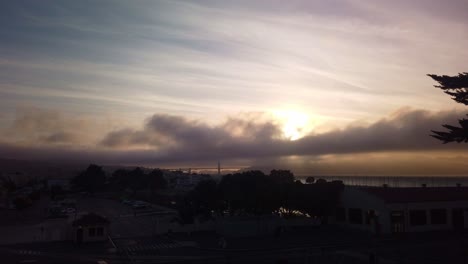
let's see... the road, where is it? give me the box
[4,231,468,264]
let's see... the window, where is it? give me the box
[97,227,104,236]
[336,207,346,222]
[89,227,96,237]
[430,209,447,225]
[409,210,427,226]
[365,210,376,225]
[390,211,405,233]
[348,208,363,224]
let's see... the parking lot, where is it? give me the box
[75,196,178,238]
[0,194,175,245]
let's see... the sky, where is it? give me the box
[1,0,468,175]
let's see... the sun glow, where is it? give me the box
[272,110,311,140]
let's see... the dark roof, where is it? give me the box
[361,186,468,203]
[72,213,109,226]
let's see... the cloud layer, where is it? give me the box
[1,107,467,175]
[98,107,466,161]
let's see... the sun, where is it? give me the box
[272,110,311,140]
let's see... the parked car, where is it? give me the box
[65,207,76,214]
[132,201,151,209]
[132,204,148,209]
[121,199,134,205]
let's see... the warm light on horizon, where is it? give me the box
[272,109,312,140]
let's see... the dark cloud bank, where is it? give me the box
[1,108,467,169]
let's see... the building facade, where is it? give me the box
[72,213,110,243]
[336,186,468,234]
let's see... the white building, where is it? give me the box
[336,186,468,234]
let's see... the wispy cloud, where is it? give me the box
[1,0,466,123]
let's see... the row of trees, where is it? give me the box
[71,166,344,223]
[71,164,106,194]
[179,170,344,223]
[71,164,167,195]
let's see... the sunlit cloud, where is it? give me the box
[1,106,468,175]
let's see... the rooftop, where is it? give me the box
[72,213,109,227]
[361,186,468,203]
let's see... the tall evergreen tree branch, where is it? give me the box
[428,73,468,143]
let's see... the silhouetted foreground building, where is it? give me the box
[72,213,110,243]
[336,186,468,234]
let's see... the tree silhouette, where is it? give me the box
[148,169,167,192]
[182,170,344,219]
[1,176,17,192]
[188,179,220,219]
[269,170,295,184]
[50,184,64,200]
[13,196,32,210]
[305,176,315,184]
[109,168,131,191]
[128,167,145,195]
[428,72,468,143]
[218,170,279,215]
[71,164,106,194]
